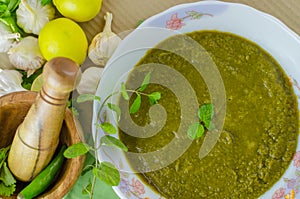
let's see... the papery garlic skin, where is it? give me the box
[0,69,26,97]
[0,53,15,70]
[0,22,20,53]
[77,67,103,95]
[88,12,122,66]
[16,0,55,35]
[8,36,45,77]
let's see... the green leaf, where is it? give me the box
[130,94,141,114]
[198,103,214,129]
[63,143,90,159]
[19,68,43,90]
[82,181,92,195]
[93,162,120,186]
[107,103,121,120]
[100,135,128,152]
[0,162,15,186]
[121,82,129,100]
[0,146,10,167]
[41,0,52,6]
[77,94,101,103]
[0,182,16,197]
[187,123,205,140]
[138,72,151,92]
[96,122,117,134]
[7,0,20,11]
[148,92,161,105]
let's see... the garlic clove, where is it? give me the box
[0,52,15,70]
[88,12,122,66]
[0,69,26,97]
[0,22,20,53]
[16,0,55,35]
[76,67,104,95]
[8,36,45,77]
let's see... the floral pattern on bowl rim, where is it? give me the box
[94,1,300,199]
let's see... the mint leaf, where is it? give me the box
[100,135,128,152]
[121,83,129,100]
[148,92,161,105]
[187,123,204,140]
[130,94,141,114]
[96,122,117,134]
[138,72,151,92]
[107,103,121,120]
[93,162,120,186]
[77,94,101,103]
[198,103,214,129]
[64,143,90,159]
[82,181,92,195]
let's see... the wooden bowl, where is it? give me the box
[0,91,85,198]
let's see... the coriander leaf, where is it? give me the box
[0,162,15,186]
[138,72,151,92]
[0,182,16,197]
[187,123,204,140]
[198,103,214,129]
[77,94,101,103]
[121,82,129,100]
[100,135,128,152]
[130,94,141,114]
[148,92,161,105]
[107,103,121,120]
[93,162,120,186]
[63,143,90,159]
[0,146,10,167]
[96,122,117,134]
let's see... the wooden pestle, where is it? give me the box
[8,57,81,182]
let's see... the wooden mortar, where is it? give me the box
[0,57,85,198]
[0,91,85,198]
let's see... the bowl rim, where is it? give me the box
[94,1,300,199]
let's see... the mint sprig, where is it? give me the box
[188,103,214,140]
[64,72,161,199]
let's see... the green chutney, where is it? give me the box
[118,31,299,199]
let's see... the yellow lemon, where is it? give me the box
[53,0,102,22]
[38,18,88,64]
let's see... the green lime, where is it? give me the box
[31,74,43,92]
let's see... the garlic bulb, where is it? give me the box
[0,53,15,70]
[77,67,103,95]
[88,12,122,66]
[16,0,55,35]
[8,36,46,77]
[0,69,26,97]
[0,22,20,53]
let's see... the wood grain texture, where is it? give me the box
[0,91,85,198]
[80,0,300,42]
[8,58,81,182]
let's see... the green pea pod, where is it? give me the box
[17,145,66,199]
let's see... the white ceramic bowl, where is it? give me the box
[93,1,300,199]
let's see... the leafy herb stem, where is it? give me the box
[96,91,119,123]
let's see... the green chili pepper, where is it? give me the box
[17,145,66,199]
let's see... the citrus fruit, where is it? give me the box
[38,18,88,64]
[31,74,43,92]
[53,0,102,22]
